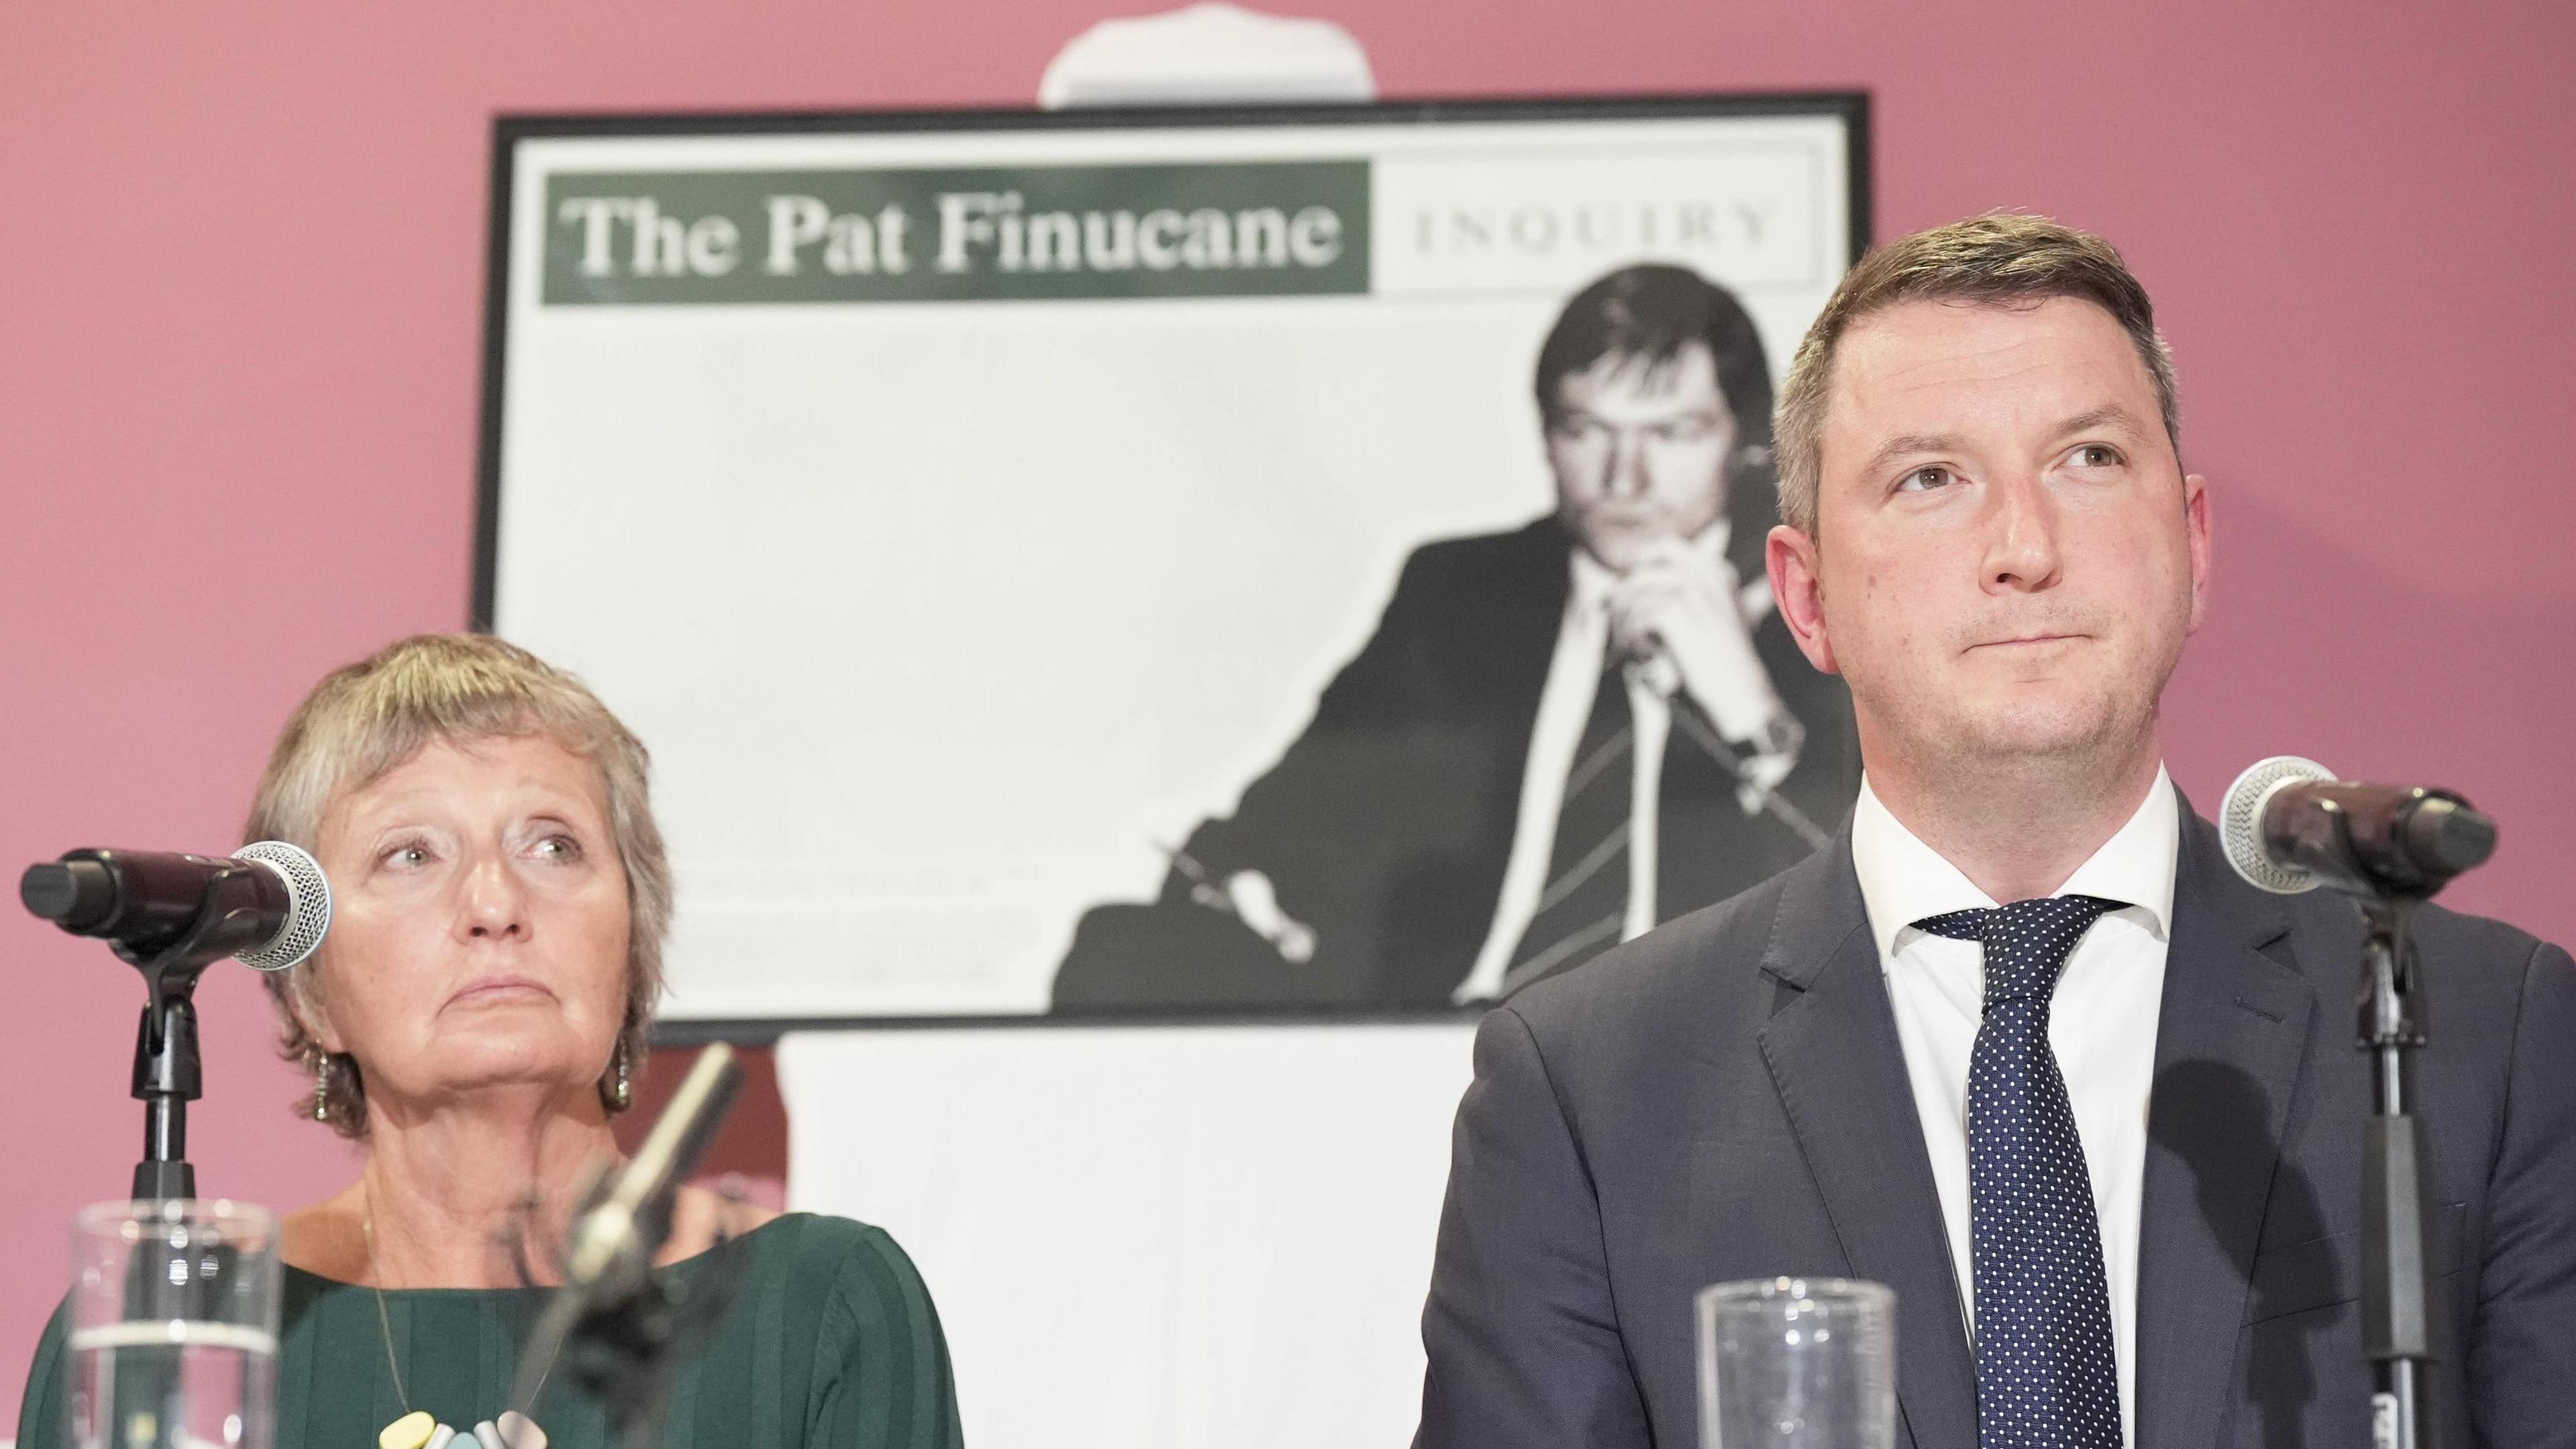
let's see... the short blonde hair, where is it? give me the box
[1774,212,2180,537]
[244,633,671,1137]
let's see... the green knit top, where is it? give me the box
[17,1213,963,1449]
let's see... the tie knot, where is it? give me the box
[1911,894,2123,1006]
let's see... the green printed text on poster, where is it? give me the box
[541,162,1371,305]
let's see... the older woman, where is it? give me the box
[18,634,963,1449]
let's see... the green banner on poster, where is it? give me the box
[543,162,1371,304]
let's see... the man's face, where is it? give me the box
[1546,340,1738,572]
[1769,296,2209,773]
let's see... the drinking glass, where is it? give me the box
[67,1200,281,1449]
[1697,1276,1894,1449]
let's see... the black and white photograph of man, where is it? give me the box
[1054,263,1860,1012]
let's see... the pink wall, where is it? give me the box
[4,0,2570,1428]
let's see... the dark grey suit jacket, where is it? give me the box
[1416,794,2576,1448]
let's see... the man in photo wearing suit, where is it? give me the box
[1053,264,1857,1012]
[1415,215,2575,1446]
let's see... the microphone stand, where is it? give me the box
[2355,892,2438,1449]
[115,864,280,1201]
[2282,790,2479,1449]
[87,866,283,1448]
[2242,769,2499,1449]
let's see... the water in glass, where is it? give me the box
[68,1201,280,1449]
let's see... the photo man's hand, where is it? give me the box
[1604,537,1788,745]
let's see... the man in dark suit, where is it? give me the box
[1415,215,2575,1446]
[1053,266,1857,1012]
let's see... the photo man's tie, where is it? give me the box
[1503,661,1635,994]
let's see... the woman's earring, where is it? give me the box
[602,1041,632,1112]
[309,1052,331,1122]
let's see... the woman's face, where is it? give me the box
[306,733,632,1118]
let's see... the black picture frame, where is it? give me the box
[472,91,1872,1040]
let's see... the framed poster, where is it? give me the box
[477,95,1869,1027]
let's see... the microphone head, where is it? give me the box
[233,841,331,971]
[2221,755,2337,894]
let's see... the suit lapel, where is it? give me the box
[1756,833,1980,1449]
[2132,800,2314,1449]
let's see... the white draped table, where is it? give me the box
[779,1020,1477,1449]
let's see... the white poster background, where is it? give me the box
[490,111,1856,1019]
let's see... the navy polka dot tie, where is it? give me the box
[1913,895,2126,1449]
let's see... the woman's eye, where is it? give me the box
[380,843,432,869]
[533,834,584,861]
[1896,466,1953,492]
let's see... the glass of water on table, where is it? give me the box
[68,1200,281,1449]
[1697,1277,1895,1449]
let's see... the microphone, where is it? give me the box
[19,843,331,971]
[563,1042,742,1299]
[2220,756,2498,898]
[507,1044,745,1430]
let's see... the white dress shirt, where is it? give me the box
[1452,526,1782,1002]
[1851,769,2178,1448]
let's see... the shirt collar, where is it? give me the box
[1851,763,2178,963]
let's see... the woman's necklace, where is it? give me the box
[362,1181,553,1449]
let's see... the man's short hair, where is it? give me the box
[1534,264,1781,574]
[1534,263,1775,449]
[1772,213,2181,536]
